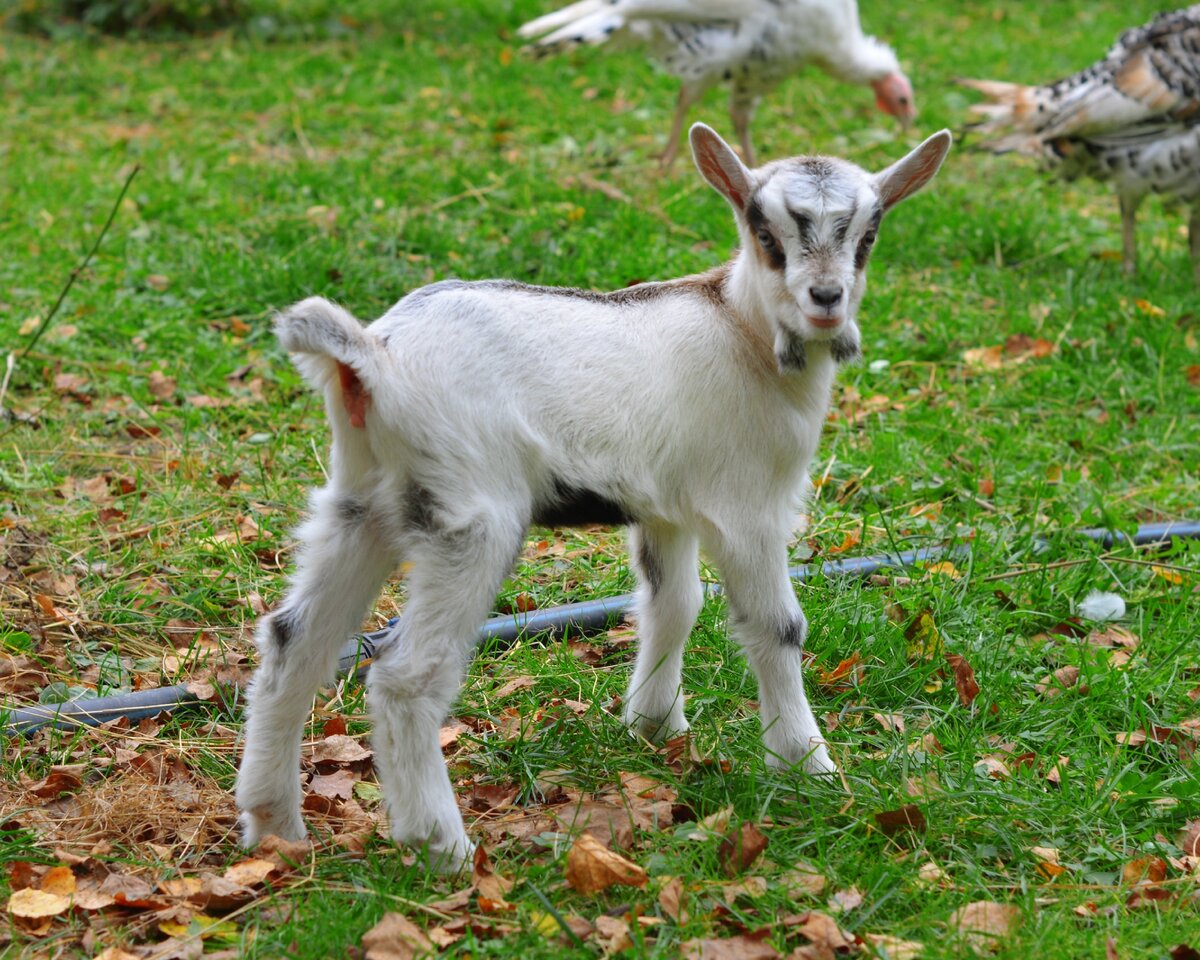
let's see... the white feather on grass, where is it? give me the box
[1078,589,1125,622]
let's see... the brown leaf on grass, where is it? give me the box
[794,910,856,952]
[718,822,768,877]
[828,885,864,913]
[310,734,372,769]
[491,675,536,699]
[1035,665,1081,698]
[362,911,436,960]
[1177,819,1200,856]
[1122,856,1168,886]
[1170,946,1200,960]
[469,782,520,814]
[658,876,689,923]
[593,915,633,954]
[1086,625,1139,651]
[148,370,176,400]
[681,935,780,959]
[94,948,143,960]
[26,767,84,800]
[38,865,75,896]
[946,654,980,707]
[439,720,470,751]
[565,832,647,893]
[553,799,635,850]
[777,861,827,898]
[874,804,927,837]
[872,712,906,734]
[816,652,864,691]
[472,844,514,903]
[222,858,277,888]
[949,901,1020,950]
[864,934,923,959]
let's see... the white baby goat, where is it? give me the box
[236,123,952,872]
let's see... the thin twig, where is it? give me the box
[20,165,140,360]
[980,551,1199,583]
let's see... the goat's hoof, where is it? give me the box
[766,739,837,777]
[419,837,476,876]
[239,808,306,849]
[625,708,688,744]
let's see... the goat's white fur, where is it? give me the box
[236,124,951,872]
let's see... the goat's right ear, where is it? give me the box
[690,123,752,212]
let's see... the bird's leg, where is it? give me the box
[660,83,703,169]
[729,88,760,166]
[1190,202,1199,285]
[1119,194,1141,276]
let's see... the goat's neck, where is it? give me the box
[724,253,839,401]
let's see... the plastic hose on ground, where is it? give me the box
[4,520,1198,736]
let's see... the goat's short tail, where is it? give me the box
[275,296,380,392]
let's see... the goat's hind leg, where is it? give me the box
[623,524,702,742]
[369,508,523,873]
[237,490,396,846]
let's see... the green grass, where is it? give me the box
[2,1,1199,957]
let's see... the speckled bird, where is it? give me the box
[961,5,1200,281]
[517,0,916,166]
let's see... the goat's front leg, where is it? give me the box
[705,523,835,775]
[623,524,703,742]
[368,510,523,873]
[237,490,397,846]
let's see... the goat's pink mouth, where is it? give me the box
[806,315,841,329]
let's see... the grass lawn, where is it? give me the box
[1,0,1198,956]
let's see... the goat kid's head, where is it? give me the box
[690,124,951,373]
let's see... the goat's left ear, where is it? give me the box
[874,129,952,213]
[690,123,753,212]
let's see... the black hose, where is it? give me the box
[5,521,1197,736]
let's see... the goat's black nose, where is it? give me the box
[809,285,843,308]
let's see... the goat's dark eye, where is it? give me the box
[757,228,776,249]
[860,230,877,248]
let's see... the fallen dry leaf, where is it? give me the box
[828,884,864,913]
[471,844,515,903]
[565,832,648,894]
[8,887,71,920]
[1122,856,1168,886]
[1035,665,1081,698]
[222,858,277,887]
[777,861,827,898]
[591,914,633,955]
[718,822,768,877]
[946,653,980,707]
[875,804,927,837]
[658,876,689,923]
[865,933,924,959]
[795,910,856,952]
[362,911,436,960]
[1178,819,1200,856]
[681,935,780,959]
[949,901,1020,950]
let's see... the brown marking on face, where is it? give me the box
[338,361,369,428]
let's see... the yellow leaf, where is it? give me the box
[1151,565,1184,585]
[924,561,961,580]
[528,910,559,938]
[1134,299,1165,317]
[8,888,71,919]
[905,610,944,661]
[40,866,76,897]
